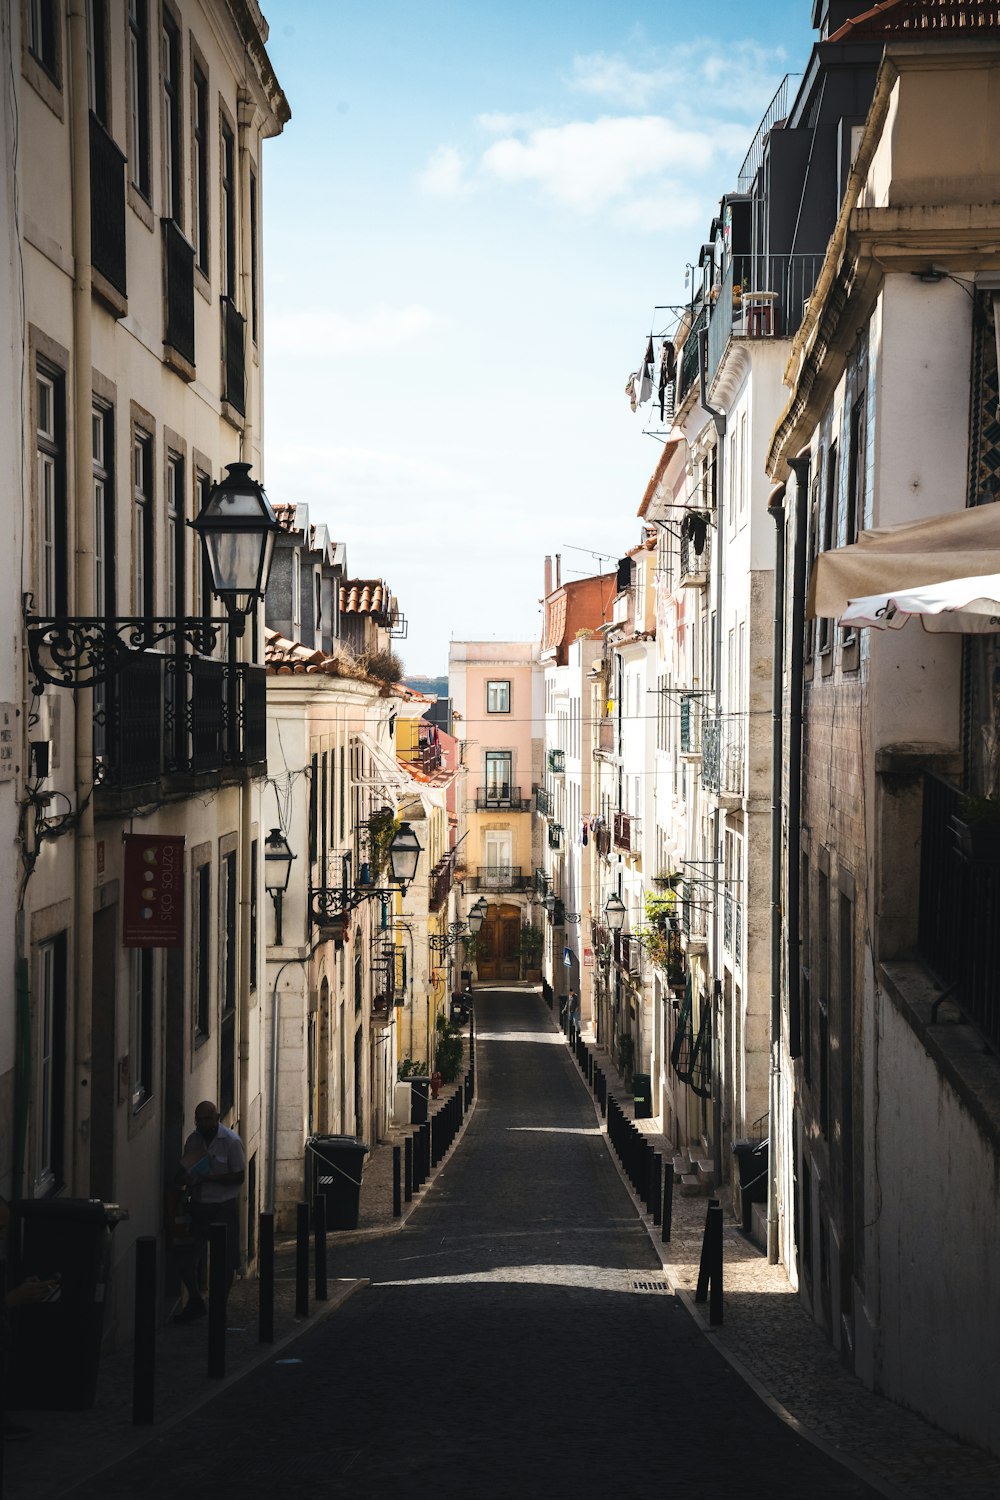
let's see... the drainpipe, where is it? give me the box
[786,448,812,1068]
[698,329,726,1186]
[69,0,96,1193]
[767,481,787,1265]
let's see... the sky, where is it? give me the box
[261,0,815,675]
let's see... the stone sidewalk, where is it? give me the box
[566,1010,1000,1500]
[1,1033,475,1500]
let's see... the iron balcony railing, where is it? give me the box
[613,811,640,855]
[548,823,563,851]
[723,889,743,964]
[737,73,796,191]
[534,785,553,817]
[679,529,710,587]
[535,866,550,896]
[706,253,826,388]
[547,748,566,774]
[702,716,744,797]
[678,304,709,403]
[918,773,1000,1053]
[163,218,196,366]
[679,694,702,758]
[681,890,708,945]
[466,865,532,893]
[476,785,527,810]
[90,113,126,296]
[221,295,246,415]
[429,850,455,913]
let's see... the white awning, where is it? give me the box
[840,574,1000,633]
[809,504,1000,619]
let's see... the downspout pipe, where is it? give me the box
[698,329,726,1187]
[767,481,787,1265]
[787,447,813,1066]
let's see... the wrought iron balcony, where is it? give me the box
[534,785,553,817]
[548,823,563,851]
[221,295,246,415]
[678,304,709,403]
[429,850,455,913]
[465,865,532,893]
[706,252,826,388]
[918,773,1000,1053]
[702,716,744,798]
[163,218,196,367]
[476,785,527,811]
[679,694,702,758]
[679,530,710,588]
[547,748,565,774]
[613,811,640,855]
[90,113,126,298]
[535,867,550,896]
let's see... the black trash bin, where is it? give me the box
[633,1072,653,1120]
[9,1197,126,1411]
[308,1135,368,1230]
[410,1076,429,1125]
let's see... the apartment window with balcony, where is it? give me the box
[487,679,510,713]
[128,0,151,199]
[249,166,259,344]
[133,430,153,618]
[817,444,838,655]
[805,474,820,660]
[221,119,236,299]
[92,404,115,760]
[220,849,237,1114]
[36,364,67,616]
[130,947,154,1111]
[86,0,108,123]
[250,837,258,992]
[165,452,183,618]
[36,934,66,1192]
[192,64,209,275]
[485,751,512,800]
[194,860,211,1040]
[161,9,181,223]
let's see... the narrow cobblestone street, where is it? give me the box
[63,988,879,1500]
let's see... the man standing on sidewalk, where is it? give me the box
[173,1101,245,1324]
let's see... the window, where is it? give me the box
[485,750,512,798]
[308,752,318,865]
[487,679,510,713]
[845,396,865,547]
[128,0,151,198]
[818,444,838,654]
[92,404,115,618]
[739,411,747,518]
[36,364,66,615]
[249,166,258,343]
[130,947,154,1111]
[165,451,183,618]
[133,430,153,617]
[192,64,210,275]
[220,849,237,1114]
[86,0,108,123]
[193,469,212,633]
[250,838,258,992]
[817,867,830,1134]
[221,118,236,299]
[805,474,820,659]
[194,861,210,1039]
[161,9,181,223]
[36,934,66,1192]
[28,0,59,80]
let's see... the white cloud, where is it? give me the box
[267,304,436,356]
[476,111,541,136]
[416,144,465,196]
[481,115,718,213]
[570,41,787,117]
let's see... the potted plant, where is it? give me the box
[520,924,544,981]
[952,793,1000,862]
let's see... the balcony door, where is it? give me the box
[485,751,512,802]
[483,831,512,889]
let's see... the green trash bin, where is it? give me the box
[9,1197,127,1410]
[308,1135,368,1230]
[633,1072,653,1120]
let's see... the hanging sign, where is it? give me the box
[122,835,185,948]
[583,948,594,968]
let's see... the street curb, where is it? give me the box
[59,1277,368,1498]
[557,1006,909,1500]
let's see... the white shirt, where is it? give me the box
[183,1122,245,1204]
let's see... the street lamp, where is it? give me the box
[263,827,295,945]
[388,822,422,888]
[310,819,423,927]
[604,893,626,933]
[190,461,280,636]
[467,901,486,935]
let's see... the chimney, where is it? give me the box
[555,553,561,589]
[544,555,552,598]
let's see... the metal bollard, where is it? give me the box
[314,1193,328,1301]
[207,1221,227,1379]
[132,1236,156,1423]
[259,1211,275,1343]
[393,1145,402,1218]
[431,1112,439,1169]
[404,1135,413,1201]
[421,1121,430,1184]
[661,1161,674,1243]
[709,1203,724,1326]
[295,1201,310,1319]
[650,1152,662,1224]
[695,1198,720,1304]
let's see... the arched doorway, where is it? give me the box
[477,902,521,982]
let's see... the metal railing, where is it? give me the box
[548,823,563,851]
[706,252,826,387]
[466,865,532,893]
[534,785,553,817]
[90,113,126,296]
[679,529,710,586]
[476,786,527,810]
[918,773,1000,1053]
[429,851,455,913]
[613,811,640,855]
[221,295,246,415]
[702,717,744,797]
[163,218,195,366]
[680,694,702,757]
[678,304,709,403]
[548,748,566,774]
[737,73,796,192]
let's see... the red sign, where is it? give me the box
[122,835,185,948]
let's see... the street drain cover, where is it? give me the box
[631,1280,670,1292]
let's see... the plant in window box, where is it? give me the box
[952,794,1000,861]
[366,806,399,881]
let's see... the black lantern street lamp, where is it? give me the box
[388,822,422,888]
[467,901,486,935]
[263,827,295,945]
[190,462,280,636]
[604,893,626,933]
[310,818,423,927]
